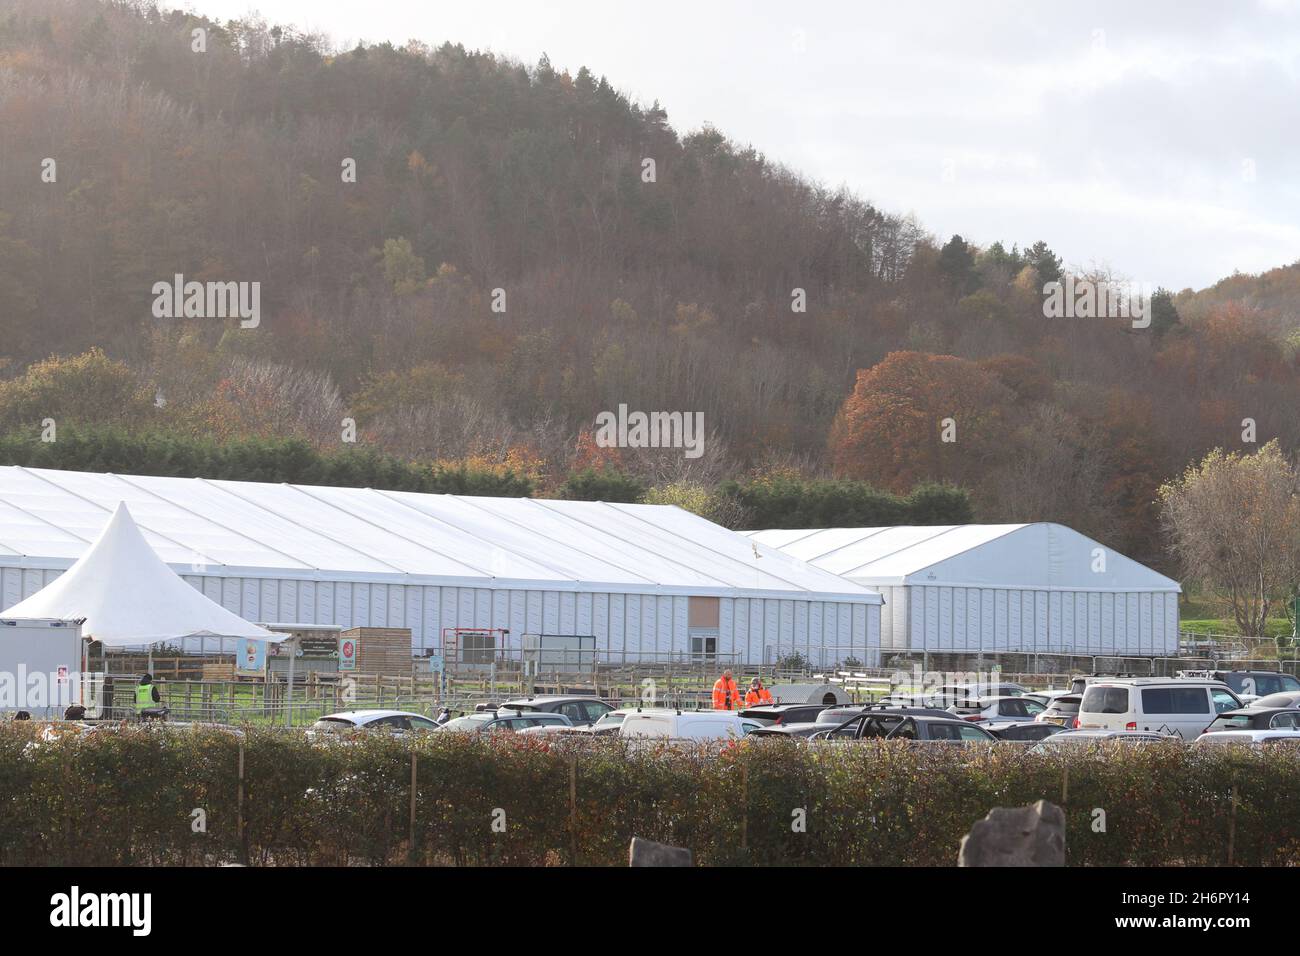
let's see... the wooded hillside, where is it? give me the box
[1,0,1298,569]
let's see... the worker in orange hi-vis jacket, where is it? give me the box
[711,669,744,710]
[744,678,773,707]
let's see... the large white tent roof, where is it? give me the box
[744,523,1180,592]
[0,466,879,603]
[2,501,280,646]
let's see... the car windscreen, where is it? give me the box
[1081,686,1129,714]
[1048,697,1081,714]
[1207,713,1252,730]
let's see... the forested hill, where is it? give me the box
[1,0,1298,570]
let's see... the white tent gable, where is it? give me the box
[745,523,1180,592]
[1,501,280,646]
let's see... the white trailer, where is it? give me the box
[0,617,84,718]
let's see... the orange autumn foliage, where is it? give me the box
[829,351,1013,493]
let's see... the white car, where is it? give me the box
[588,708,634,735]
[438,710,573,734]
[1077,678,1242,740]
[1193,729,1300,748]
[309,709,443,735]
[947,695,1047,723]
[618,708,762,740]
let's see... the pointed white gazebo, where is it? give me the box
[2,502,278,647]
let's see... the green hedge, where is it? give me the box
[1,726,1297,866]
[718,477,973,529]
[0,427,535,496]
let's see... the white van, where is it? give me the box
[618,709,762,741]
[1077,678,1242,740]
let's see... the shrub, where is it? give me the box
[2,726,1297,866]
[558,467,647,503]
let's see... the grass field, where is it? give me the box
[1180,593,1296,640]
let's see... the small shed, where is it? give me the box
[341,626,414,677]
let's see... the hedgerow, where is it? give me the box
[0,726,1295,866]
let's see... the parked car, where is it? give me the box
[875,693,927,707]
[748,721,835,739]
[984,721,1069,741]
[1077,678,1242,740]
[1203,706,1300,734]
[1030,728,1176,751]
[1254,691,1300,709]
[438,710,574,734]
[497,695,615,727]
[618,709,762,740]
[1178,670,1300,699]
[825,702,957,720]
[739,702,830,726]
[947,695,1047,723]
[587,708,633,735]
[814,712,999,743]
[1037,693,1083,727]
[1193,729,1300,748]
[309,709,443,735]
[1067,674,1145,695]
[1023,691,1068,708]
[884,683,1028,708]
[944,681,1027,697]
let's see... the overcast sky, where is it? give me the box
[190,0,1300,291]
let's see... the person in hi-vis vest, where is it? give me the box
[136,673,162,716]
[711,670,744,710]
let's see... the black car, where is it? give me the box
[1204,706,1300,733]
[739,702,830,726]
[816,712,999,742]
[984,720,1069,742]
[496,695,615,727]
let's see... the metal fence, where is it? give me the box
[80,626,1300,728]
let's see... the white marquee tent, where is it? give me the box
[744,523,1181,656]
[1,501,279,647]
[0,467,882,667]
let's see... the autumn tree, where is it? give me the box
[642,481,750,528]
[829,351,1014,493]
[0,349,155,433]
[1159,441,1300,636]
